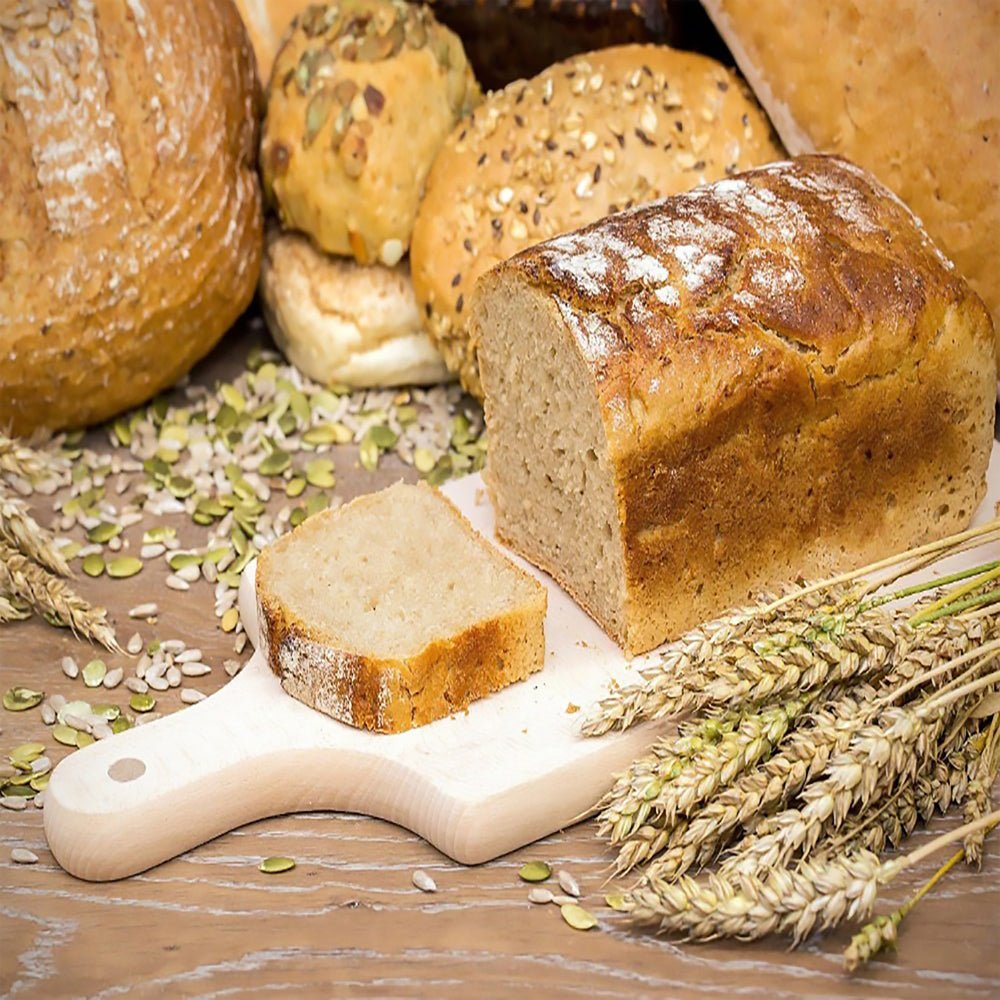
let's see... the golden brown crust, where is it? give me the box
[256,484,547,733]
[260,0,480,265]
[410,43,784,396]
[702,0,1000,352]
[475,155,996,654]
[0,0,263,435]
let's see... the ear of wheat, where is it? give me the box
[588,518,1000,971]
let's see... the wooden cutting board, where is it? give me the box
[43,452,1000,882]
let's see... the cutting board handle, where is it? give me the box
[43,652,377,881]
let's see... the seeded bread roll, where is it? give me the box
[0,0,262,435]
[261,0,480,267]
[471,155,996,655]
[410,43,783,396]
[256,482,547,733]
[260,227,451,387]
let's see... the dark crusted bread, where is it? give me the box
[256,482,546,733]
[471,154,997,655]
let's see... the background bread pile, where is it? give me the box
[0,0,262,435]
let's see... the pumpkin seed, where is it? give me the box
[111,716,132,734]
[53,724,78,747]
[518,861,551,883]
[9,742,45,766]
[81,553,106,577]
[3,688,43,712]
[604,893,627,911]
[168,552,202,571]
[305,494,327,518]
[75,732,96,749]
[368,425,398,449]
[285,476,306,498]
[58,700,91,725]
[413,448,436,474]
[221,608,240,633]
[259,856,295,874]
[560,904,597,931]
[107,556,143,578]
[130,693,156,713]
[219,384,245,412]
[259,450,291,476]
[82,659,107,687]
[29,773,50,792]
[358,436,380,471]
[305,458,335,488]
[91,703,120,721]
[86,521,122,544]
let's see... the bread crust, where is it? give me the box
[0,0,263,435]
[410,43,783,397]
[256,485,547,733]
[474,155,996,654]
[701,0,1000,350]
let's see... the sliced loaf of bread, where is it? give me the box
[256,482,547,733]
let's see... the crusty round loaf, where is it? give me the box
[260,0,480,266]
[410,43,784,396]
[0,0,263,436]
[260,227,451,387]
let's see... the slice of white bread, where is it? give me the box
[256,482,547,733]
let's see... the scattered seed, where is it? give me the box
[125,676,148,694]
[52,724,78,747]
[128,602,158,618]
[1,797,27,811]
[81,659,107,688]
[412,869,437,893]
[107,556,143,579]
[181,689,206,704]
[60,656,79,679]
[75,732,95,749]
[551,894,578,906]
[175,648,203,663]
[557,870,581,898]
[180,663,211,677]
[48,694,66,712]
[10,742,44,765]
[91,723,113,740]
[3,688,43,712]
[560,904,597,931]
[135,712,160,726]
[29,756,51,774]
[129,693,156,713]
[10,846,39,864]
[259,856,295,874]
[224,659,242,677]
[176,563,201,583]
[166,666,182,687]
[102,667,124,689]
[518,861,552,883]
[62,713,90,732]
[147,675,169,692]
[528,887,554,904]
[165,574,189,591]
[126,632,144,655]
[221,608,240,633]
[40,704,56,725]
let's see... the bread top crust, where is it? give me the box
[702,0,1000,347]
[411,42,783,396]
[476,155,996,465]
[0,0,263,435]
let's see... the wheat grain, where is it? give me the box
[0,542,119,649]
[0,432,63,484]
[0,492,70,576]
[962,718,999,866]
[0,593,30,623]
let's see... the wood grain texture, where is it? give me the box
[2,321,999,998]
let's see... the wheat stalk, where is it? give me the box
[0,593,31,623]
[0,542,119,649]
[0,431,65,485]
[0,492,70,576]
[962,717,1000,866]
[624,811,1000,944]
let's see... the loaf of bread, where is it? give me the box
[410,44,783,397]
[256,482,547,732]
[260,0,480,266]
[0,0,263,436]
[700,0,1000,346]
[471,155,996,656]
[259,227,451,387]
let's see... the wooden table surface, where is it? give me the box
[2,319,999,999]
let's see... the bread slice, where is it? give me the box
[256,482,547,733]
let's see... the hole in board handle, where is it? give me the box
[108,758,146,783]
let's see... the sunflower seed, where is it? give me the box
[551,894,578,906]
[259,856,295,874]
[49,694,66,712]
[224,659,242,677]
[165,574,189,591]
[33,792,45,808]
[91,723,113,740]
[60,656,79,679]
[1,797,28,811]
[175,648,203,663]
[528,887,554,904]
[557,870,581,898]
[560,904,597,931]
[30,756,51,775]
[518,861,552,883]
[62,713,91,732]
[125,677,149,694]
[180,663,211,677]
[140,544,166,559]
[161,639,186,653]
[102,667,123,689]
[126,632,144,655]
[166,666,182,688]
[175,563,201,583]
[147,675,169,692]
[40,704,56,725]
[412,869,437,892]
[181,689,206,704]
[128,602,159,618]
